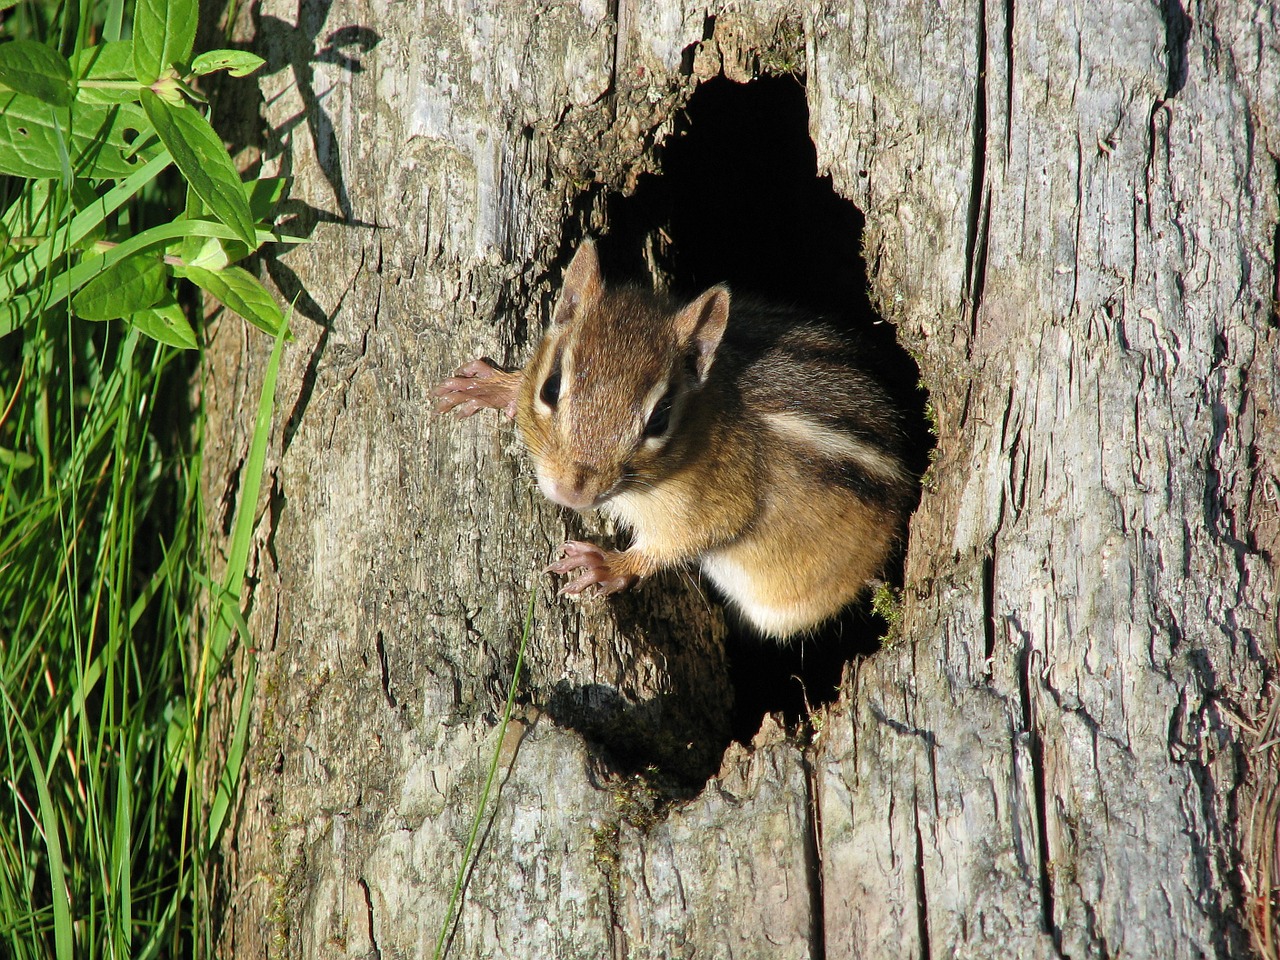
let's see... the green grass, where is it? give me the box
[0,252,287,960]
[1,310,190,958]
[433,589,535,960]
[0,0,288,955]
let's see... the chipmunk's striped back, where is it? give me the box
[687,297,916,637]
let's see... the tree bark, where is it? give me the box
[208,1,1279,957]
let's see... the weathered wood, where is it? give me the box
[208,1,1278,957]
[806,1,1278,955]
[614,719,816,958]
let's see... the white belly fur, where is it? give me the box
[700,551,808,638]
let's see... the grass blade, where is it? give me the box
[0,218,277,337]
[0,148,172,301]
[202,311,286,836]
[204,650,255,847]
[2,690,74,960]
[432,588,535,960]
[219,309,287,608]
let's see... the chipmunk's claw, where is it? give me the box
[431,358,519,419]
[547,541,637,597]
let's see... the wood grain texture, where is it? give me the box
[810,0,1278,956]
[207,1,1278,956]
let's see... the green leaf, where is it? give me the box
[0,93,161,178]
[73,40,134,78]
[180,264,285,336]
[0,447,37,469]
[173,218,256,268]
[191,49,266,78]
[181,235,232,270]
[129,296,197,348]
[140,89,256,247]
[0,40,74,106]
[132,0,197,83]
[249,176,289,221]
[72,41,139,105]
[72,253,169,320]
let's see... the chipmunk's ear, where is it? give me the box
[675,284,730,382]
[552,240,603,327]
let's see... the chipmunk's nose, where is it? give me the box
[538,464,600,511]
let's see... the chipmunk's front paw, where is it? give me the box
[546,541,639,597]
[432,358,521,419]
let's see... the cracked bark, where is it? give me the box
[206,1,1278,957]
[356,878,380,960]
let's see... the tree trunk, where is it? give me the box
[207,1,1279,957]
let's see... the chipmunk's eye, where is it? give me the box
[643,389,674,438]
[540,362,562,408]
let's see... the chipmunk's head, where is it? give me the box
[516,240,730,512]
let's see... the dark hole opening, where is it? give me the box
[590,73,930,748]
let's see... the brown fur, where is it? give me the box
[438,240,916,639]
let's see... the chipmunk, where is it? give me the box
[433,240,916,639]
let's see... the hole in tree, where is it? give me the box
[583,73,930,749]
[588,74,931,744]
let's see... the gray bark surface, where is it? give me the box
[207,1,1279,957]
